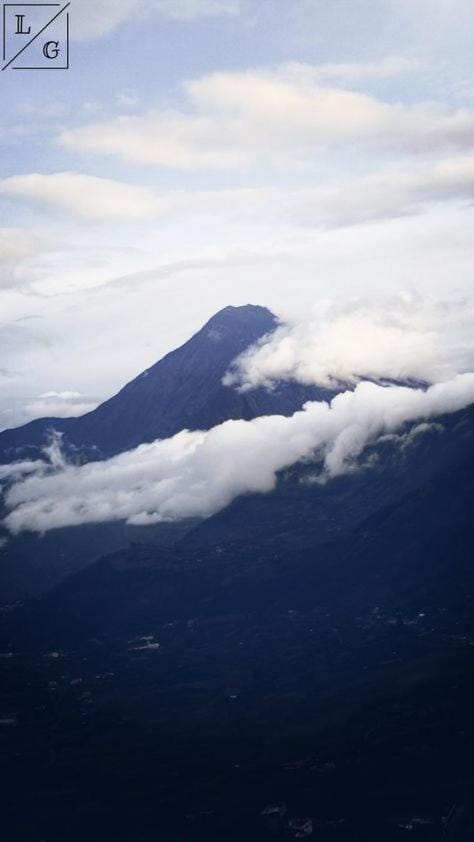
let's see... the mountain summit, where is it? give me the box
[0,304,333,462]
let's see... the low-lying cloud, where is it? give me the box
[3,374,474,535]
[225,296,474,390]
[23,391,99,421]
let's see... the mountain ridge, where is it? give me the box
[9,402,474,645]
[0,304,335,602]
[0,304,335,464]
[2,314,474,841]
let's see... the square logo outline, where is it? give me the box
[2,2,70,71]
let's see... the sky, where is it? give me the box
[1,0,474,430]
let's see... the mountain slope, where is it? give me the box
[3,404,474,842]
[180,405,474,554]
[13,403,474,644]
[0,304,335,602]
[0,305,333,463]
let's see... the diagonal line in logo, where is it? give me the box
[2,2,70,70]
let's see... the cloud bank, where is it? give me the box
[3,374,474,535]
[225,296,474,390]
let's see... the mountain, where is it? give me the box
[2,405,474,842]
[0,517,199,603]
[0,304,333,464]
[0,304,335,602]
[180,403,473,554]
[15,403,474,644]
[1,301,473,839]
[2,302,474,841]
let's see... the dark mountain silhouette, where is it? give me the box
[0,517,199,603]
[0,304,335,602]
[0,304,334,464]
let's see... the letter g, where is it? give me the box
[43,41,60,59]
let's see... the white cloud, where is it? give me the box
[0,173,160,221]
[72,0,138,40]
[72,0,241,41]
[115,90,140,109]
[3,374,474,534]
[23,391,99,420]
[4,154,473,224]
[0,229,47,289]
[0,458,46,482]
[150,0,241,20]
[285,155,474,228]
[225,295,474,390]
[282,57,429,85]
[59,65,474,169]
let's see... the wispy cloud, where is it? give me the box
[0,173,160,221]
[0,390,98,433]
[23,391,99,420]
[0,229,48,289]
[73,0,241,41]
[3,155,474,224]
[59,64,474,169]
[280,57,430,85]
